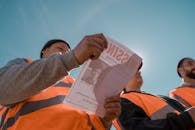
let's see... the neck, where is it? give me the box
[125,87,141,92]
[183,78,195,87]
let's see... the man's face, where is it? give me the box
[181,59,195,79]
[126,71,143,89]
[42,42,70,58]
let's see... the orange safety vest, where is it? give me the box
[113,91,181,130]
[169,85,195,108]
[0,59,105,130]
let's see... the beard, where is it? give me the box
[186,69,195,79]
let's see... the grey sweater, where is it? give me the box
[0,51,79,105]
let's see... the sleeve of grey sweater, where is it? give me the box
[0,51,79,105]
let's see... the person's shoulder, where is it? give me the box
[3,58,33,69]
[129,91,157,97]
[169,86,185,93]
[0,58,29,73]
[6,58,29,66]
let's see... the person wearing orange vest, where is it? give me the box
[0,33,121,130]
[113,64,195,130]
[169,57,195,108]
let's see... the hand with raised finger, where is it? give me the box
[72,33,108,65]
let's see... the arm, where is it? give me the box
[118,98,195,130]
[0,52,79,105]
[0,33,108,105]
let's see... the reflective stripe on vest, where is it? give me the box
[121,92,180,120]
[54,81,72,88]
[159,95,186,113]
[1,95,65,130]
[169,86,195,107]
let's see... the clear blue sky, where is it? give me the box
[0,0,194,96]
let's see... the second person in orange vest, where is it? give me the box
[113,63,195,130]
[169,57,195,108]
[0,33,121,130]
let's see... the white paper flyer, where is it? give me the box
[64,37,142,117]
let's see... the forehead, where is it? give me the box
[51,42,69,48]
[182,59,194,65]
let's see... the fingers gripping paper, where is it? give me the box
[64,37,142,117]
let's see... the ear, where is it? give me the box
[178,68,185,77]
[41,50,46,56]
[41,49,48,58]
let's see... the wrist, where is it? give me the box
[100,117,112,130]
[61,51,80,70]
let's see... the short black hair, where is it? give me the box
[40,39,71,58]
[177,57,193,77]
